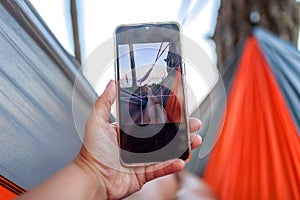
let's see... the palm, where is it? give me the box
[83,118,151,199]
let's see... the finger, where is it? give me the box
[190,134,202,150]
[94,80,116,122]
[144,159,185,182]
[189,118,202,133]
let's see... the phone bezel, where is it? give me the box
[114,21,191,167]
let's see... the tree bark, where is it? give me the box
[214,0,299,66]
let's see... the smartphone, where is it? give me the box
[114,22,190,166]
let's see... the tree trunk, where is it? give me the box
[214,0,299,66]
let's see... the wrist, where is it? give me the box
[73,148,107,200]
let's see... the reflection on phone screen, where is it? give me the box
[119,42,183,124]
[117,35,189,163]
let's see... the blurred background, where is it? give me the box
[29,0,220,63]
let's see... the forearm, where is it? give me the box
[18,162,107,200]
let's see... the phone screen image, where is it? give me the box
[115,23,190,164]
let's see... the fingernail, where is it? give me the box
[177,159,186,167]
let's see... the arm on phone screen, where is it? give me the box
[18,80,202,200]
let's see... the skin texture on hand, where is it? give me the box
[74,80,202,200]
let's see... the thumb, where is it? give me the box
[144,159,185,182]
[94,80,116,122]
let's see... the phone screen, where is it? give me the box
[115,23,190,164]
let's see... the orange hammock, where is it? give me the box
[165,66,183,123]
[203,37,300,199]
[0,175,25,200]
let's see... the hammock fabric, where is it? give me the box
[0,176,25,199]
[164,66,183,123]
[0,0,94,199]
[203,34,300,199]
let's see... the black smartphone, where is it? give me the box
[114,22,190,166]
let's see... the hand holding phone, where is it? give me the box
[73,80,202,199]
